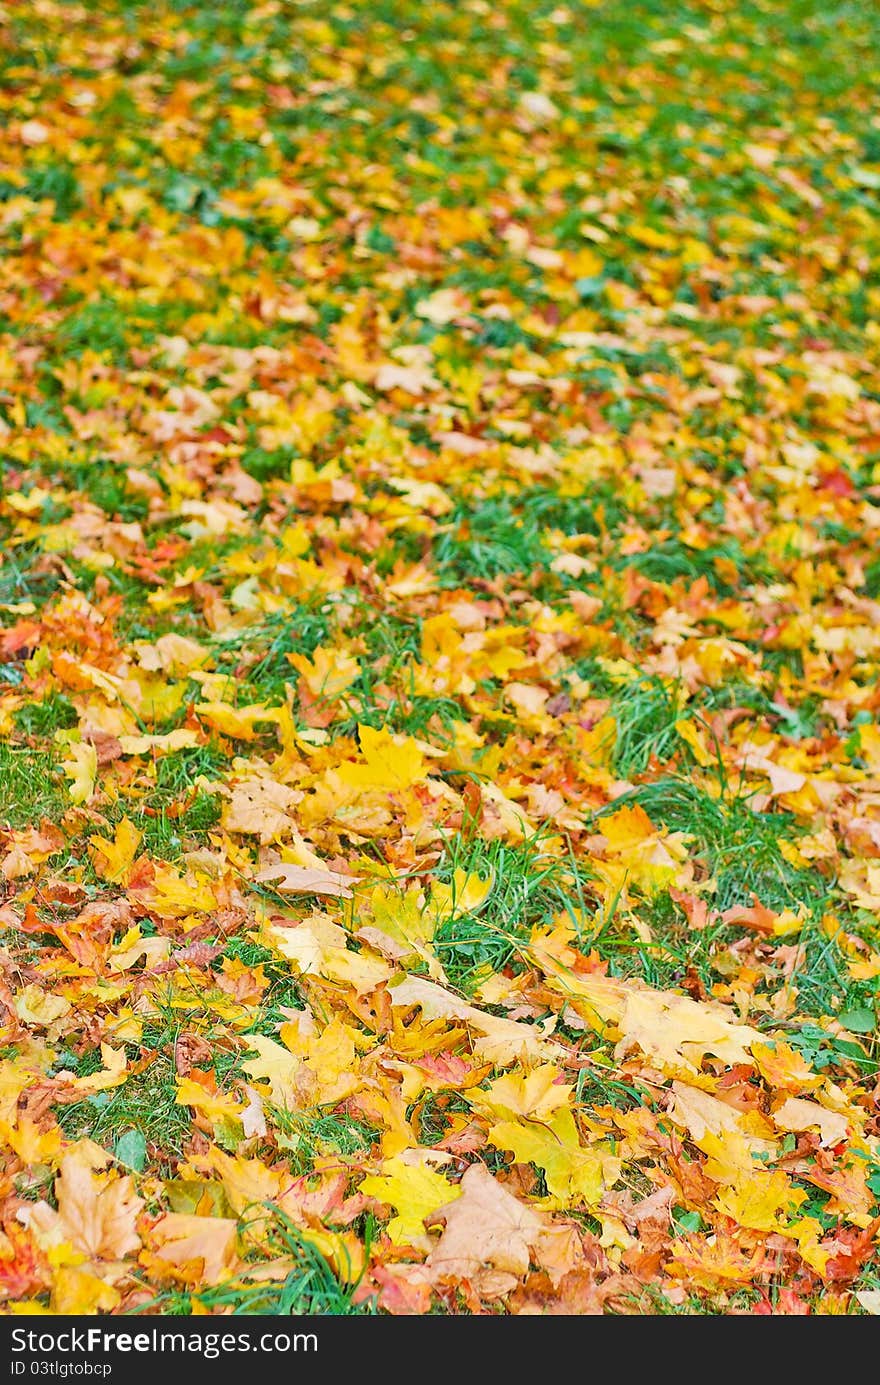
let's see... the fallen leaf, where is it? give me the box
[424,1163,548,1300]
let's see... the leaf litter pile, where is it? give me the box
[1,0,880,1318]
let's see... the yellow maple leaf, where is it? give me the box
[697,1130,769,1185]
[140,864,218,919]
[360,1154,461,1247]
[50,1267,120,1315]
[786,1217,832,1276]
[771,1096,848,1148]
[594,803,689,899]
[243,1019,361,1109]
[267,917,391,994]
[136,633,211,676]
[117,728,200,755]
[27,1145,144,1262]
[195,701,281,740]
[195,1146,286,1217]
[145,1213,240,1286]
[359,882,445,981]
[15,985,71,1029]
[0,1116,63,1165]
[0,1061,39,1123]
[233,1036,300,1106]
[60,1044,129,1095]
[287,644,360,698]
[607,986,756,1075]
[389,974,554,1066]
[486,1108,614,1208]
[715,1169,806,1232]
[668,1081,776,1156]
[478,1065,573,1122]
[337,724,428,791]
[751,1040,822,1094]
[88,818,142,884]
[223,778,300,841]
[530,936,763,1075]
[668,1233,768,1291]
[62,741,97,804]
[675,718,716,767]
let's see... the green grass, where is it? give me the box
[620,536,768,595]
[268,1108,377,1175]
[0,744,66,829]
[430,832,596,993]
[433,497,551,585]
[14,693,77,739]
[610,677,689,777]
[57,1052,194,1176]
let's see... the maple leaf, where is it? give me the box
[195,701,281,741]
[267,915,391,993]
[389,974,555,1065]
[697,1129,770,1187]
[117,729,201,755]
[479,1065,574,1122]
[715,1169,807,1233]
[88,817,142,884]
[242,1018,361,1108]
[358,881,446,980]
[223,779,301,840]
[191,1147,286,1217]
[360,1154,461,1248]
[336,725,429,791]
[600,801,686,860]
[668,1081,777,1157]
[61,741,97,804]
[355,1263,433,1316]
[239,1036,301,1105]
[175,1076,245,1124]
[26,1145,144,1263]
[530,933,762,1075]
[137,633,210,675]
[752,1040,822,1094]
[15,985,71,1029]
[287,645,360,698]
[424,1163,548,1300]
[486,1109,614,1209]
[57,1043,129,1095]
[129,862,218,918]
[50,1266,121,1314]
[0,1113,62,1166]
[668,1234,771,1291]
[428,869,494,923]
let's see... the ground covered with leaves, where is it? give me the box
[1,0,880,1318]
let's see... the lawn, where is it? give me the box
[0,0,879,1316]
